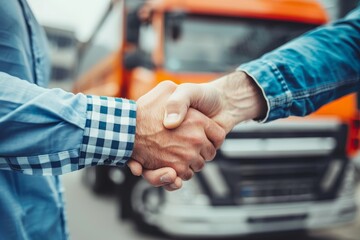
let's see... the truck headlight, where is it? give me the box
[338,162,356,197]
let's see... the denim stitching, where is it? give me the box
[291,78,359,99]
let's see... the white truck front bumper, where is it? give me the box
[151,195,357,237]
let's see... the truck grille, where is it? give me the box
[198,119,349,206]
[229,158,327,204]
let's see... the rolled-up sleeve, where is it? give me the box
[238,7,360,122]
[0,72,136,175]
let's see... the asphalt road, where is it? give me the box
[62,170,360,240]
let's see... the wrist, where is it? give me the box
[215,71,267,125]
[132,100,151,166]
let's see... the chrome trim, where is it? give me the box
[321,159,342,191]
[231,118,341,133]
[221,137,336,158]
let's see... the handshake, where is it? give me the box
[127,71,267,191]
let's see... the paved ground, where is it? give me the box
[62,170,360,240]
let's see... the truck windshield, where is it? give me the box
[164,14,316,73]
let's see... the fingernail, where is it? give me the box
[165,113,180,123]
[160,174,172,184]
[169,183,179,189]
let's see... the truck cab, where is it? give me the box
[74,0,359,237]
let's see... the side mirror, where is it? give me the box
[167,12,185,41]
[124,50,155,70]
[170,23,181,41]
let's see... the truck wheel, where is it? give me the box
[121,176,164,234]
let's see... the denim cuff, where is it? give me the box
[80,96,136,168]
[238,59,294,122]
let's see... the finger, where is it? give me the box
[196,127,218,161]
[200,144,217,162]
[163,177,183,191]
[174,163,195,181]
[142,167,177,187]
[147,80,178,96]
[204,118,226,149]
[179,168,194,181]
[127,159,143,176]
[163,83,204,129]
[190,159,205,172]
[190,146,207,172]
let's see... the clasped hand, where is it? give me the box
[128,80,225,190]
[128,71,267,191]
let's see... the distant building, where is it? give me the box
[43,26,78,82]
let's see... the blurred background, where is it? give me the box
[28,0,360,239]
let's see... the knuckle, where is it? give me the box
[189,134,204,147]
[214,129,226,148]
[166,98,180,109]
[174,164,188,176]
[184,108,201,121]
[182,170,194,181]
[219,129,226,142]
[207,146,217,160]
[190,112,205,125]
[194,161,205,172]
[160,80,177,90]
[182,151,197,163]
[175,163,193,180]
[191,153,202,164]
[179,83,193,90]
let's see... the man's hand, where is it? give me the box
[163,71,268,132]
[129,81,226,181]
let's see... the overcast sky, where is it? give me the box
[28,0,111,41]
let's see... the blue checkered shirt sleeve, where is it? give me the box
[80,95,136,168]
[0,76,137,175]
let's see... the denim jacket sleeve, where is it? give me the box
[238,7,360,122]
[0,72,136,175]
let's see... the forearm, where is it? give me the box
[0,72,136,175]
[239,7,360,122]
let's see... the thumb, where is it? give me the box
[163,83,203,129]
[163,83,222,129]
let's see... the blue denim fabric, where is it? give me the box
[0,0,71,239]
[239,7,360,122]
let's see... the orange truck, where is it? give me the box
[74,0,359,237]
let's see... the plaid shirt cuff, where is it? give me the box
[0,96,136,175]
[79,96,136,169]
